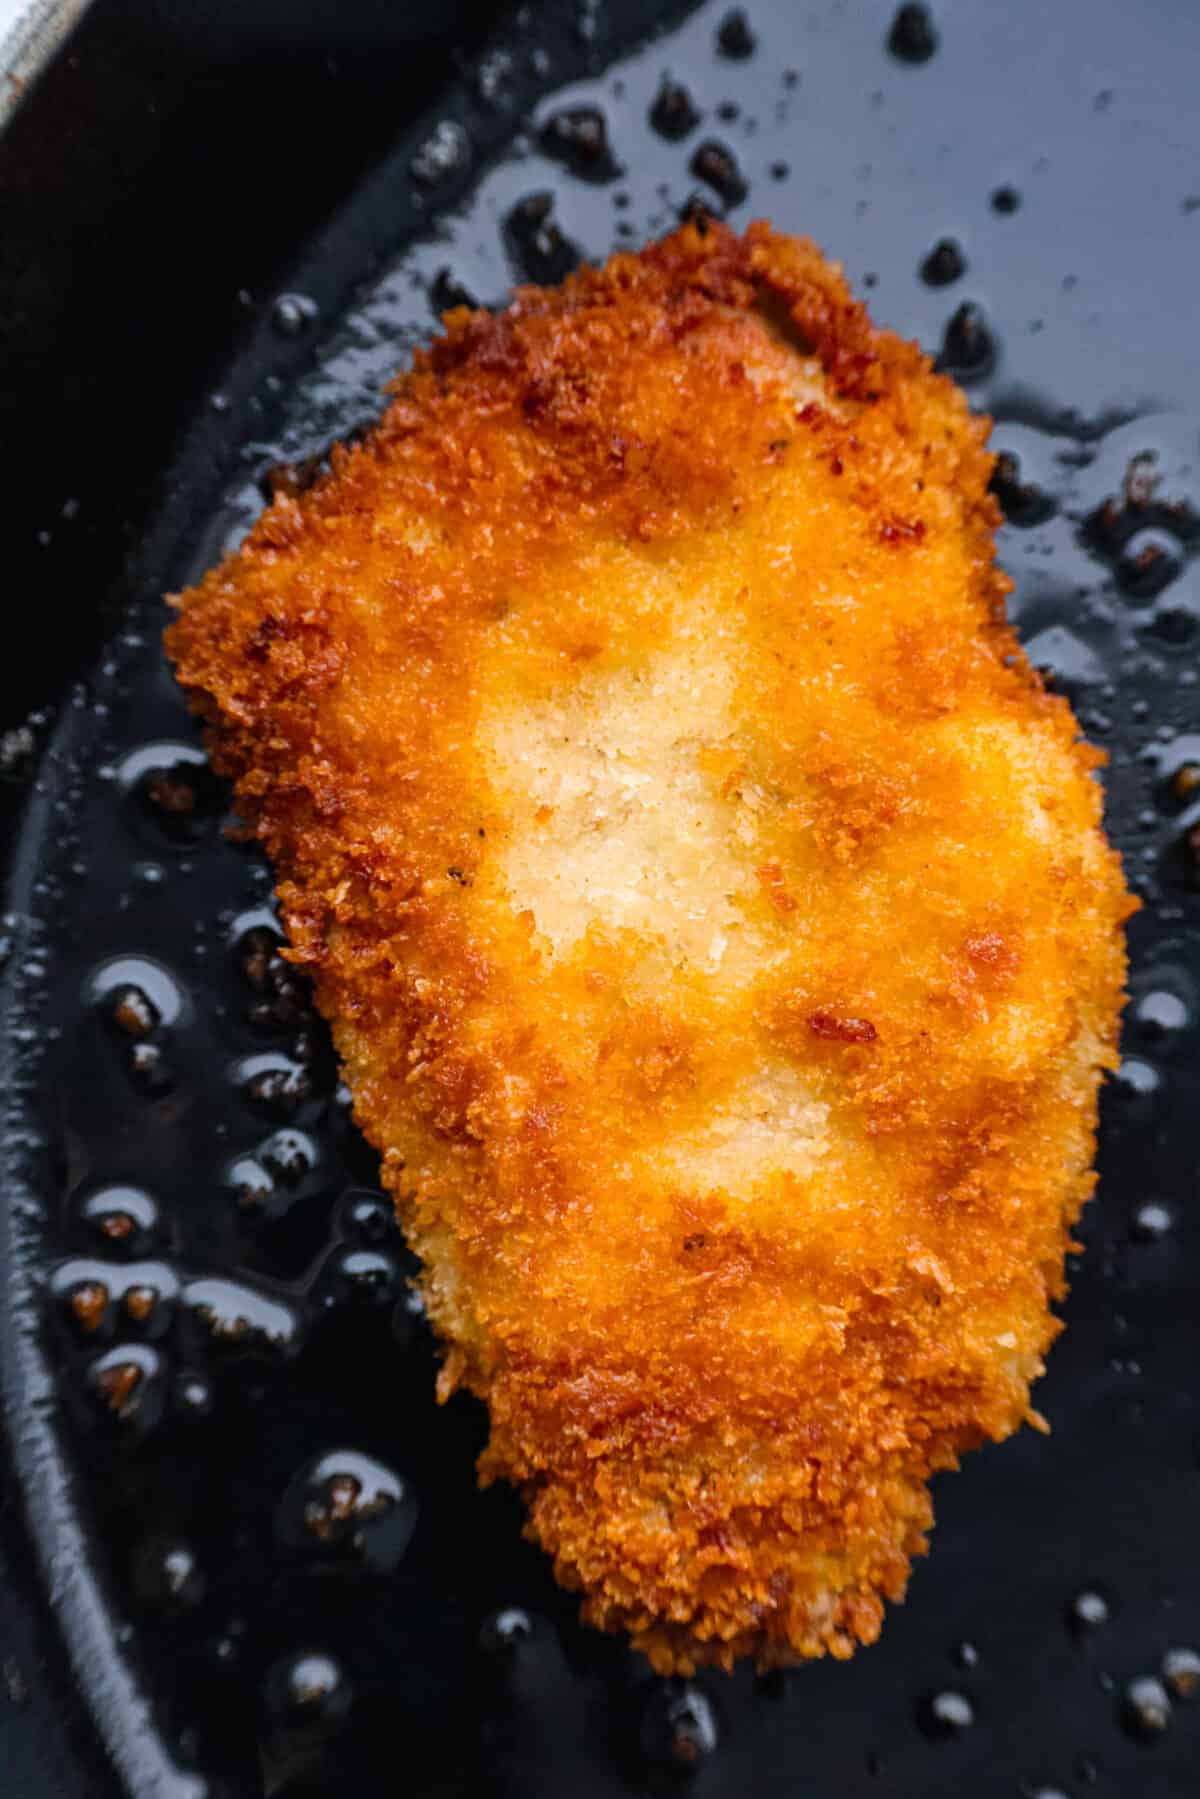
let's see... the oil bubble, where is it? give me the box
[278,1448,417,1573]
[640,1680,720,1769]
[77,1185,161,1255]
[264,1650,352,1732]
[1162,1647,1200,1700]
[1121,1675,1171,1739]
[133,1536,205,1610]
[479,1606,534,1654]
[916,1688,975,1738]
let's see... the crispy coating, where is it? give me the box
[167,222,1133,1672]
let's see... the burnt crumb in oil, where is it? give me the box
[127,1040,174,1096]
[919,237,966,287]
[675,193,719,232]
[503,192,582,285]
[238,925,313,1034]
[649,76,700,142]
[260,453,325,505]
[689,140,748,207]
[337,1190,396,1243]
[539,105,619,181]
[277,1449,417,1573]
[989,451,1056,527]
[1122,1675,1172,1739]
[1162,1647,1200,1700]
[429,268,478,317]
[136,758,223,844]
[78,1185,160,1255]
[107,983,161,1039]
[935,301,995,381]
[887,3,938,64]
[716,8,757,59]
[87,1345,165,1432]
[243,1062,313,1121]
[63,1278,112,1340]
[1115,530,1182,600]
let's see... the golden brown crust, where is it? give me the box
[166,222,1132,1672]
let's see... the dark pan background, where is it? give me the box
[1,1,1199,1795]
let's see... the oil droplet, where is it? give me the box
[1130,1200,1173,1241]
[1112,1058,1160,1101]
[917,1689,975,1738]
[271,293,318,338]
[1121,1675,1171,1739]
[887,4,938,65]
[1161,1647,1200,1700]
[264,1650,352,1731]
[133,1536,205,1609]
[1134,989,1189,1041]
[175,1371,213,1416]
[640,1680,720,1769]
[479,1606,534,1654]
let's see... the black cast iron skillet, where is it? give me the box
[1,2,1199,1795]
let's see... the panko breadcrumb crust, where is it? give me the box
[167,222,1133,1673]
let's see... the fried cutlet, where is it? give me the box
[166,221,1133,1672]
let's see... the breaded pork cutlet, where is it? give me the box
[167,221,1132,1672]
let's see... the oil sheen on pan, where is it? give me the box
[165,221,1133,1674]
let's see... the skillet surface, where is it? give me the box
[1,2,1199,1794]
